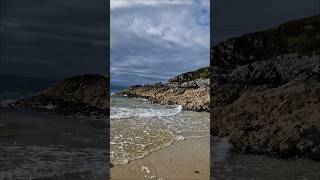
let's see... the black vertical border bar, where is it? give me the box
[0,2,3,175]
[0,0,4,98]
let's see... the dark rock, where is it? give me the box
[212,74,320,160]
[117,69,210,112]
[210,15,320,160]
[211,15,320,69]
[12,74,109,117]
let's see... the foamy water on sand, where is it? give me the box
[110,96,209,165]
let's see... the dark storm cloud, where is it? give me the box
[212,0,320,45]
[0,0,109,79]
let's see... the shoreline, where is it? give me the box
[110,135,176,166]
[116,77,210,112]
[110,96,210,178]
[111,135,210,180]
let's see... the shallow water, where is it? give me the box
[110,96,210,165]
[211,137,320,180]
[0,107,109,179]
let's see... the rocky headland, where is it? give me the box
[119,15,320,160]
[117,67,210,111]
[8,15,319,160]
[11,74,109,117]
[210,15,320,160]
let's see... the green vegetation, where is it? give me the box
[169,67,210,83]
[182,67,210,81]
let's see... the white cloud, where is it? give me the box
[111,0,210,85]
[110,0,193,10]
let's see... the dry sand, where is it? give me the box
[110,136,210,180]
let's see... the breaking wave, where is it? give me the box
[111,105,183,119]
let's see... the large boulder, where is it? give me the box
[212,72,320,160]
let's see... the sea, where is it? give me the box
[0,74,108,179]
[111,85,319,179]
[0,74,56,104]
[1,76,318,179]
[110,84,210,165]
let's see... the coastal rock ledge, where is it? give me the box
[119,15,320,160]
[211,15,320,160]
[117,68,210,112]
[12,74,109,117]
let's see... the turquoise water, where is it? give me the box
[110,84,127,95]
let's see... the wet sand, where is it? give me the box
[111,136,210,180]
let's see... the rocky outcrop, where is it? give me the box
[168,67,210,84]
[12,74,109,117]
[211,15,320,160]
[211,55,320,160]
[119,16,320,160]
[118,69,210,112]
[212,15,320,69]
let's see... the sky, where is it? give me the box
[0,0,109,79]
[212,0,319,45]
[111,0,319,86]
[1,0,318,82]
[110,0,210,86]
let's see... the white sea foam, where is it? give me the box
[110,97,209,166]
[110,105,182,119]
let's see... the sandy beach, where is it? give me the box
[111,136,210,180]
